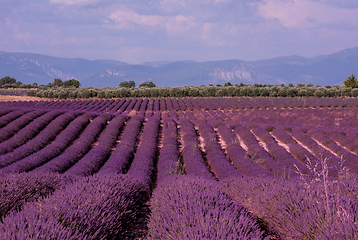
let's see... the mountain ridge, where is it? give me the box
[1,47,358,87]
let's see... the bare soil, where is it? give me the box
[0,95,54,102]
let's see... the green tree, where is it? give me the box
[0,76,16,86]
[140,81,156,88]
[343,74,358,88]
[14,81,23,86]
[224,82,232,87]
[119,81,135,88]
[63,79,81,88]
[53,78,63,87]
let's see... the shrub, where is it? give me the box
[97,90,106,98]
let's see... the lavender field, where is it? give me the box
[1,97,358,239]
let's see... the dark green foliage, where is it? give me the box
[63,79,81,88]
[53,78,63,87]
[27,83,358,99]
[314,90,323,98]
[14,81,23,86]
[343,74,358,88]
[0,76,16,87]
[97,90,106,98]
[79,89,90,98]
[140,81,156,88]
[119,80,135,88]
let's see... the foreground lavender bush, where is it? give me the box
[148,175,265,240]
[0,211,86,240]
[0,172,73,220]
[221,176,358,239]
[0,174,148,239]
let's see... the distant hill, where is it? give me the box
[1,47,358,87]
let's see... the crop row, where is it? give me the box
[3,97,358,113]
[1,106,358,179]
[2,98,358,238]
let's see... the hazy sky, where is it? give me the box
[1,0,358,64]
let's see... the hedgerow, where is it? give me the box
[27,84,358,99]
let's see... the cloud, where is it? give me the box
[107,9,196,35]
[50,0,113,6]
[258,0,358,29]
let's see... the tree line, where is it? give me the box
[5,74,358,99]
[28,83,358,99]
[0,76,80,89]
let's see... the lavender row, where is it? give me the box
[98,115,144,174]
[327,131,358,155]
[127,117,160,189]
[64,115,127,176]
[177,98,187,110]
[123,98,137,113]
[222,176,358,239]
[139,98,148,112]
[0,172,73,220]
[0,110,64,155]
[183,98,194,110]
[157,118,182,182]
[232,124,298,179]
[0,174,148,239]
[148,175,265,239]
[108,98,126,112]
[184,110,197,121]
[34,115,108,173]
[7,97,358,112]
[308,129,358,167]
[154,98,160,111]
[171,98,180,111]
[215,123,272,177]
[250,126,311,176]
[0,112,80,169]
[117,98,132,113]
[0,114,92,174]
[0,110,47,143]
[289,128,358,174]
[0,108,14,118]
[270,128,339,177]
[133,98,143,111]
[196,120,243,180]
[0,109,31,128]
[179,118,215,180]
[160,98,166,111]
[166,98,173,111]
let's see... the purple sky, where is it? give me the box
[1,0,358,64]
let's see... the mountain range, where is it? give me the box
[1,47,358,88]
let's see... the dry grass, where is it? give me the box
[0,95,54,102]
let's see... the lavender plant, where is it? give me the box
[1,114,92,173]
[98,115,144,174]
[0,174,148,239]
[35,114,110,173]
[0,112,78,169]
[148,175,265,240]
[0,110,47,143]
